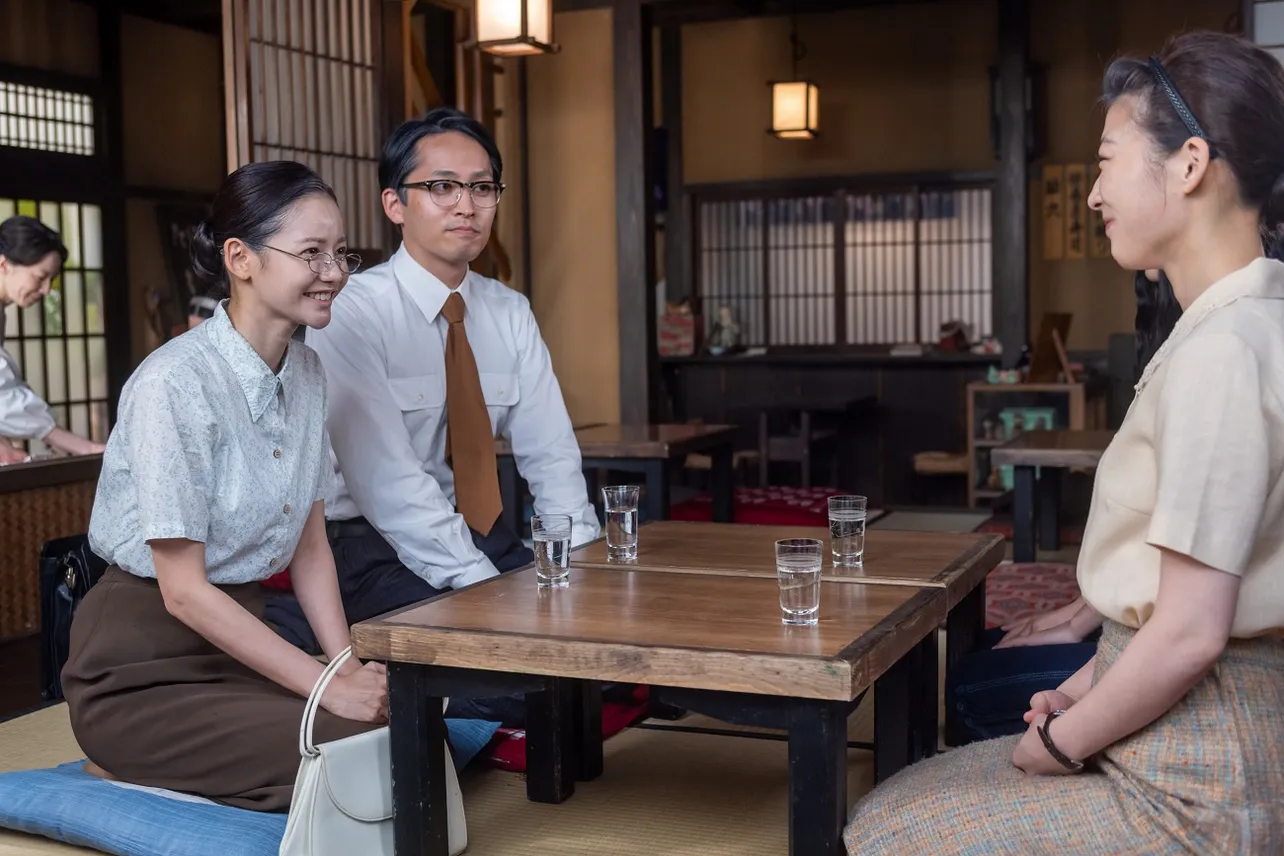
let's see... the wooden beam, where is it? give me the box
[613,0,658,424]
[992,0,1029,365]
[519,56,534,298]
[660,25,687,305]
[98,4,131,424]
[556,0,943,24]
[1243,0,1255,39]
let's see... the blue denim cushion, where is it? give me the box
[0,718,498,856]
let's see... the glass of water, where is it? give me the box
[531,514,573,588]
[828,495,867,568]
[601,485,640,562]
[776,538,823,626]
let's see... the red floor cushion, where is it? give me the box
[984,561,1079,629]
[261,569,293,592]
[484,686,652,772]
[977,515,1085,545]
[671,486,837,527]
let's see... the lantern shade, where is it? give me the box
[770,80,819,139]
[476,0,556,55]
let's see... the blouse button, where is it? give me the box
[269,557,278,568]
[273,449,282,459]
[283,504,291,515]
[417,393,424,402]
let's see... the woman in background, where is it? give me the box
[0,216,105,463]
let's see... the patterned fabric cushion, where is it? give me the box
[0,717,500,856]
[672,486,837,527]
[976,516,1085,545]
[984,561,1080,629]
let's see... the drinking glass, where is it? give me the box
[531,514,572,588]
[601,485,640,562]
[828,495,867,568]
[775,538,823,626]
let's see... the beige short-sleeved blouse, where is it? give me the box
[1078,257,1284,638]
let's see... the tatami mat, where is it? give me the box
[0,702,878,856]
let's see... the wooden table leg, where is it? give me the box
[710,441,735,523]
[573,681,604,781]
[525,676,577,803]
[642,459,671,522]
[1037,466,1062,552]
[1012,464,1037,562]
[787,699,848,856]
[389,663,451,856]
[915,631,939,760]
[874,643,916,782]
[945,583,986,675]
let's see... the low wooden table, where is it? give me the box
[991,429,1113,561]
[570,520,1005,758]
[354,566,944,856]
[497,423,738,532]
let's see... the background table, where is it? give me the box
[497,423,738,533]
[991,429,1112,561]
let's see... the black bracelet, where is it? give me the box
[1037,710,1085,772]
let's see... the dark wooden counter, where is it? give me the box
[660,353,1000,506]
[0,454,102,639]
[0,454,102,494]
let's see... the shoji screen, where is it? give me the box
[222,0,387,257]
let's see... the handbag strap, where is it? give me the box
[299,646,354,758]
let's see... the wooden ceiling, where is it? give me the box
[73,0,222,34]
[553,0,941,25]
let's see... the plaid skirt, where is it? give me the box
[844,620,1284,855]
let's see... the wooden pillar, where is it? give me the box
[613,0,658,423]
[993,0,1029,365]
[660,25,688,305]
[98,5,130,422]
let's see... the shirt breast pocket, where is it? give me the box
[389,375,445,412]
[480,372,520,408]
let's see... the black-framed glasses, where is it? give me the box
[402,179,505,209]
[264,245,362,276]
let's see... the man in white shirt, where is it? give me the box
[266,109,599,687]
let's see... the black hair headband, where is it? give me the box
[1148,57,1218,158]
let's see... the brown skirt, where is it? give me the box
[62,568,378,812]
[844,620,1284,855]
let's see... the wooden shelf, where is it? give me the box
[965,382,1088,508]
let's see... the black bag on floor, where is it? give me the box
[39,534,108,701]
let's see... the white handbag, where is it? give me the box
[279,647,468,856]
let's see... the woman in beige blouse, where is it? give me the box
[846,31,1284,854]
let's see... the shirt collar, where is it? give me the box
[390,243,474,324]
[1135,257,1284,395]
[203,300,291,422]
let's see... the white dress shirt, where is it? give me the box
[0,312,56,440]
[308,244,600,591]
[89,302,331,585]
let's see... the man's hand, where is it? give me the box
[0,441,27,465]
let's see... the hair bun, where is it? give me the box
[189,220,224,287]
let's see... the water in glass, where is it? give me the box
[602,485,640,562]
[830,511,866,567]
[775,538,823,626]
[532,515,572,588]
[605,506,638,561]
[828,495,868,567]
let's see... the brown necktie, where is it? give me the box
[442,291,501,535]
